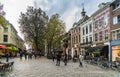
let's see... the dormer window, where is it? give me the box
[116,2,120,9]
[4,27,8,32]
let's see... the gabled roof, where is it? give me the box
[91,2,111,17]
[77,15,89,26]
[72,15,89,29]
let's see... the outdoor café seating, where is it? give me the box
[0,61,14,75]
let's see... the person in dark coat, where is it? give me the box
[64,53,67,66]
[5,52,9,62]
[52,52,55,62]
[56,52,61,66]
[19,49,23,60]
[24,50,27,60]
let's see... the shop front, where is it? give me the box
[110,40,120,62]
[87,45,109,59]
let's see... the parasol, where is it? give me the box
[0,45,7,49]
[7,46,19,51]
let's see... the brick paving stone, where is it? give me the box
[1,57,119,77]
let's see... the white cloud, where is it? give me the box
[61,6,81,32]
[1,0,34,39]
[0,0,113,36]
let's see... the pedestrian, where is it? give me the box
[24,50,27,60]
[5,51,9,62]
[34,52,37,59]
[78,53,83,67]
[52,52,55,62]
[32,49,37,59]
[64,53,67,66]
[56,52,61,66]
[19,49,23,60]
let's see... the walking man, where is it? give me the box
[52,52,55,62]
[64,53,67,66]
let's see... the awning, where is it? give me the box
[0,45,7,49]
[87,45,108,52]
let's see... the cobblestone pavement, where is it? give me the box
[1,57,120,77]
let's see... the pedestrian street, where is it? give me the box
[0,57,119,77]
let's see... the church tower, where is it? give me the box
[81,3,86,18]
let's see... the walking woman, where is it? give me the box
[78,53,83,67]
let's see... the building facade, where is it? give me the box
[70,8,89,58]
[62,32,71,56]
[110,0,120,61]
[91,2,111,60]
[80,17,93,53]
[70,25,81,58]
[0,22,25,49]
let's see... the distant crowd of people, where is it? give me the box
[51,51,84,67]
[4,48,84,67]
[18,49,41,60]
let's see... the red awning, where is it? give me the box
[0,45,7,49]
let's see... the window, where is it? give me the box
[3,35,8,42]
[113,15,120,25]
[83,27,85,35]
[79,27,80,32]
[79,35,80,42]
[116,2,120,9]
[113,16,118,24]
[74,36,75,43]
[72,37,74,43]
[105,30,108,40]
[118,15,120,22]
[86,36,88,43]
[76,36,78,43]
[99,18,102,28]
[95,33,98,41]
[104,14,108,27]
[4,27,8,32]
[89,24,92,32]
[99,31,102,41]
[86,26,88,34]
[89,35,92,42]
[83,37,85,43]
[94,21,98,30]
[112,31,116,40]
[116,30,120,39]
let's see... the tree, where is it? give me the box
[0,3,7,27]
[45,13,66,54]
[0,16,7,27]
[19,6,48,50]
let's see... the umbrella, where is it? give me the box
[7,46,19,51]
[0,45,7,49]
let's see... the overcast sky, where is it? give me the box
[1,0,112,38]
